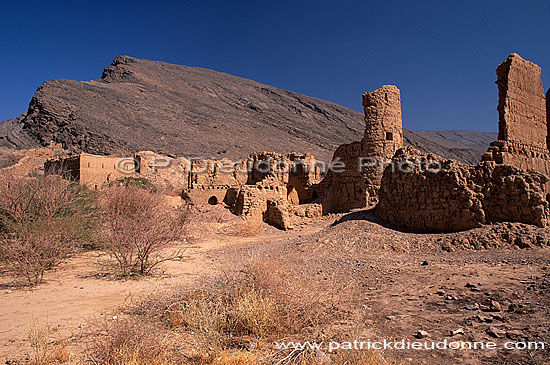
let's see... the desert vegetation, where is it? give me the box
[0,172,97,285]
[0,174,190,286]
[85,258,386,365]
[99,184,190,276]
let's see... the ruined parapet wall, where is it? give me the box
[246,151,321,204]
[377,148,549,232]
[134,151,190,191]
[79,153,135,188]
[45,153,135,188]
[321,142,367,213]
[321,85,403,213]
[495,53,546,146]
[482,54,550,183]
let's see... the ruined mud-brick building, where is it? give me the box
[321,85,403,212]
[376,148,549,232]
[482,53,550,186]
[376,53,550,232]
[183,152,323,229]
[44,153,136,189]
[46,150,323,230]
[45,151,190,191]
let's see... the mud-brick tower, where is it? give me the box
[361,85,404,160]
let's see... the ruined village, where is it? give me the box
[1,50,550,364]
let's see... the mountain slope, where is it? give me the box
[0,56,495,163]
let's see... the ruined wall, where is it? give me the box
[185,158,248,205]
[495,53,546,147]
[46,153,135,188]
[265,198,293,230]
[135,151,190,191]
[482,53,550,184]
[44,154,80,180]
[321,142,368,213]
[247,152,321,204]
[79,154,134,188]
[234,177,287,218]
[377,148,549,232]
[321,85,403,213]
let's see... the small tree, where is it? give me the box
[100,185,189,276]
[0,173,98,286]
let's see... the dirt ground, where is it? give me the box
[1,207,550,364]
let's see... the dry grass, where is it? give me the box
[85,252,388,364]
[86,318,174,365]
[27,321,71,364]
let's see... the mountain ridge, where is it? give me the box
[0,56,495,164]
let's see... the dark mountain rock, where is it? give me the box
[0,56,495,163]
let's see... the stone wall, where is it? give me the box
[376,148,549,232]
[482,54,550,187]
[321,85,403,213]
[45,153,135,188]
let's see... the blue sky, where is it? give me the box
[0,0,548,132]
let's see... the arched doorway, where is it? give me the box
[208,196,218,205]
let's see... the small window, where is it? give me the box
[385,132,393,141]
[208,196,218,205]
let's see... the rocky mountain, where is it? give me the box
[0,56,495,163]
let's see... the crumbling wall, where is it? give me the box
[495,53,546,147]
[46,153,135,188]
[185,158,248,205]
[376,148,549,232]
[321,142,368,213]
[79,154,135,188]
[134,151,190,191]
[247,151,321,204]
[482,53,550,184]
[321,85,403,213]
[234,177,287,219]
[265,198,293,230]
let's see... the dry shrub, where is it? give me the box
[27,321,71,364]
[0,173,97,285]
[100,185,190,276]
[245,259,345,334]
[86,318,173,365]
[157,284,276,339]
